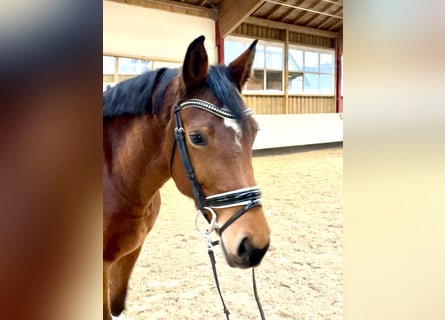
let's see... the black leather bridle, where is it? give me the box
[169,98,266,320]
[169,98,263,235]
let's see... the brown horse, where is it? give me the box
[103,36,271,320]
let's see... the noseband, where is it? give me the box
[169,98,262,235]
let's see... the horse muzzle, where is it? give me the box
[223,237,270,269]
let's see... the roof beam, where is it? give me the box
[266,0,343,19]
[266,4,283,19]
[291,0,320,26]
[218,0,265,37]
[245,16,338,38]
[315,6,343,29]
[278,0,305,22]
[329,19,343,31]
[320,0,342,5]
[305,2,334,27]
[107,0,217,20]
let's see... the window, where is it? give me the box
[103,56,115,75]
[225,37,284,93]
[248,70,264,90]
[288,46,335,95]
[118,57,151,75]
[288,49,303,71]
[103,55,181,90]
[152,61,181,69]
[225,40,246,64]
[320,53,334,73]
[288,72,303,93]
[266,70,283,91]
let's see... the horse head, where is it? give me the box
[168,36,270,269]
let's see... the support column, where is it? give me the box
[335,35,343,113]
[284,28,289,114]
[215,21,224,64]
[113,56,119,83]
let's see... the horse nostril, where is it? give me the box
[237,237,251,258]
[237,238,269,267]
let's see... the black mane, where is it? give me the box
[103,65,245,119]
[103,68,178,117]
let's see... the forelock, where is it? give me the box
[206,66,246,120]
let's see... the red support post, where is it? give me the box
[335,36,343,113]
[215,21,224,64]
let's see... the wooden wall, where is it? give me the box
[243,95,285,114]
[243,95,335,114]
[233,23,335,49]
[233,24,285,41]
[103,75,115,83]
[288,31,335,49]
[288,96,336,113]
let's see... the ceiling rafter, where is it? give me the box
[319,0,342,5]
[304,2,334,26]
[328,18,342,31]
[288,0,321,25]
[276,0,305,22]
[265,4,284,19]
[313,5,343,29]
[266,0,342,19]
[110,0,218,19]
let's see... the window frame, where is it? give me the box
[225,36,285,95]
[117,57,152,75]
[102,54,181,89]
[103,55,116,75]
[288,44,336,96]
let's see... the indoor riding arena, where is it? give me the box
[104,0,343,319]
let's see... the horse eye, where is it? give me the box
[189,133,207,146]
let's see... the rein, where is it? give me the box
[169,98,266,320]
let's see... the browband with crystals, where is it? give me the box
[177,98,253,119]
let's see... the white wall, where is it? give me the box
[252,113,343,150]
[103,1,217,63]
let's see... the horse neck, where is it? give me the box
[103,112,173,208]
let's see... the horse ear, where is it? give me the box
[182,35,208,91]
[228,39,258,91]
